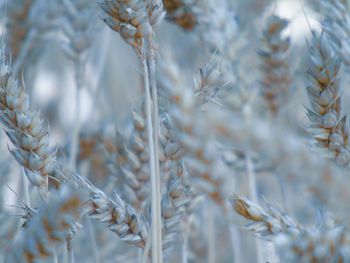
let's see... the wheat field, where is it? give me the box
[1,0,350,262]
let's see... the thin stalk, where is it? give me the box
[53,249,59,263]
[276,170,289,214]
[142,234,152,263]
[230,225,242,263]
[69,73,82,171]
[87,218,101,263]
[22,170,30,207]
[182,226,189,263]
[89,27,110,121]
[12,28,38,76]
[207,201,215,263]
[68,59,83,263]
[68,249,75,263]
[149,47,163,261]
[142,43,161,263]
[63,245,68,263]
[245,154,263,263]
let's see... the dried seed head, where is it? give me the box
[99,0,165,56]
[260,14,291,114]
[0,50,56,193]
[305,31,350,166]
[230,194,302,238]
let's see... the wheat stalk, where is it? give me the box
[98,1,165,261]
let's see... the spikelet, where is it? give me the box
[259,15,291,114]
[321,0,350,71]
[230,193,302,238]
[4,187,83,263]
[305,31,350,166]
[159,113,184,182]
[98,0,165,56]
[0,49,55,194]
[274,211,350,262]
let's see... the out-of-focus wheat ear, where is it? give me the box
[60,0,98,173]
[4,187,83,263]
[230,193,302,238]
[7,0,61,75]
[162,0,197,31]
[106,107,151,213]
[305,31,350,166]
[6,0,35,64]
[158,58,227,208]
[259,15,291,115]
[321,0,350,72]
[274,210,350,262]
[0,49,55,196]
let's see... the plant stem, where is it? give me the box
[12,28,38,76]
[142,43,161,263]
[207,201,215,263]
[68,249,75,263]
[87,218,101,263]
[230,225,242,263]
[69,70,82,172]
[149,47,163,262]
[142,234,152,263]
[246,154,263,263]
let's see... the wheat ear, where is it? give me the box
[109,108,150,212]
[321,0,350,72]
[230,193,302,238]
[67,171,149,249]
[4,187,83,263]
[305,31,350,166]
[0,49,55,196]
[98,1,165,261]
[160,59,227,207]
[61,0,96,173]
[274,210,350,262]
[259,15,291,114]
